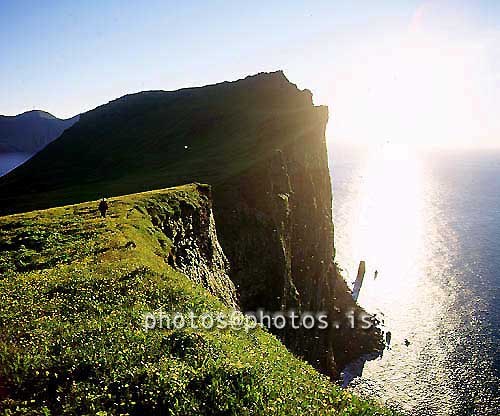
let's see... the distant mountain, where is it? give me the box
[0,110,79,153]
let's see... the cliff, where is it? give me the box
[0,185,394,415]
[0,110,79,153]
[0,71,382,376]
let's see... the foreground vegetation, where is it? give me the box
[0,185,396,415]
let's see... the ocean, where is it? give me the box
[330,144,500,415]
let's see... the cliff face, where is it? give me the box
[213,99,380,374]
[212,103,338,372]
[0,110,79,153]
[0,71,381,376]
[140,185,238,308]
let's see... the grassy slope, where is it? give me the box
[0,72,321,215]
[0,185,394,415]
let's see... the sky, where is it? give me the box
[1,0,499,149]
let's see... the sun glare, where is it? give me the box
[351,143,425,297]
[326,2,498,150]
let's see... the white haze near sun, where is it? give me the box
[290,0,500,150]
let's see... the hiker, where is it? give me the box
[385,331,392,349]
[98,198,109,218]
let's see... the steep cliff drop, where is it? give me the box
[210,80,382,376]
[0,71,382,378]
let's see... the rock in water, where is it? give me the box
[352,260,366,301]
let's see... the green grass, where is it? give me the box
[0,71,322,215]
[0,185,396,415]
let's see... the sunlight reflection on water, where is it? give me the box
[331,144,500,416]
